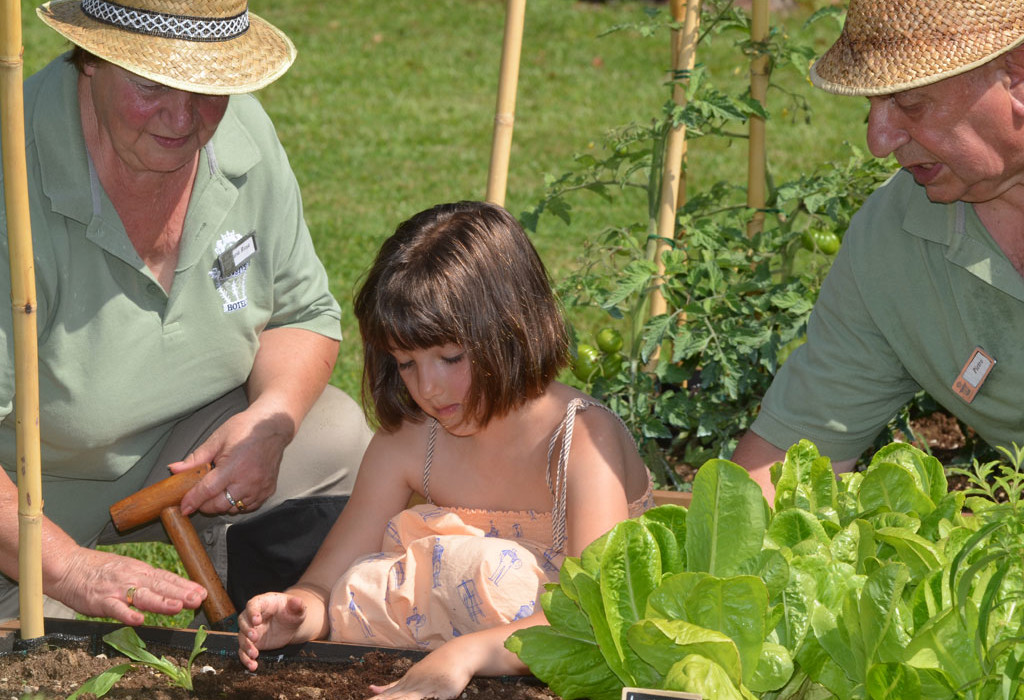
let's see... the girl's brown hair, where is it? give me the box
[354,201,569,431]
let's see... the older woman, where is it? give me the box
[0,0,371,624]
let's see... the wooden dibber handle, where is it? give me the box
[108,463,236,627]
[109,463,212,532]
[160,506,236,627]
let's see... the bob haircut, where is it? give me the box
[354,201,569,432]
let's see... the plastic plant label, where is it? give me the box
[622,688,702,700]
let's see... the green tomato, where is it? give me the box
[815,229,841,255]
[601,352,624,378]
[572,344,601,382]
[802,227,841,256]
[813,228,841,255]
[800,229,816,252]
[595,328,624,354]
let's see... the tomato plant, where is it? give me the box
[522,1,896,484]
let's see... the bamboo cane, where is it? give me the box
[0,0,44,639]
[746,0,770,237]
[648,0,701,321]
[485,0,526,207]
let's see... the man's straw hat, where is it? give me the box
[37,0,296,95]
[810,0,1024,96]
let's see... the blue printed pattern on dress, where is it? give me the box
[406,606,429,646]
[486,521,500,538]
[488,549,524,586]
[541,547,560,574]
[419,507,446,521]
[431,537,444,589]
[391,560,406,589]
[457,580,485,623]
[512,523,523,538]
[385,519,401,545]
[512,601,535,621]
[348,592,374,638]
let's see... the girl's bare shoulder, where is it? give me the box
[362,418,433,481]
[547,382,629,437]
[548,382,649,488]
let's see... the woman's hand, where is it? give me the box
[169,408,290,517]
[170,327,339,517]
[237,592,309,671]
[49,546,207,626]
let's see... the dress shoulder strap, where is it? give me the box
[422,418,439,505]
[546,398,632,554]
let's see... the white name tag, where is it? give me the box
[218,232,257,277]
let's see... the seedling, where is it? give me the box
[67,625,207,698]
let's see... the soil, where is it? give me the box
[0,633,559,700]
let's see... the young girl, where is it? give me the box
[237,201,653,700]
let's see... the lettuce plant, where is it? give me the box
[506,441,1024,699]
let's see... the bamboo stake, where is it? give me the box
[648,0,701,320]
[485,0,526,207]
[0,0,44,640]
[746,0,770,237]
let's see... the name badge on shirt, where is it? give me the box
[952,346,996,404]
[217,231,257,277]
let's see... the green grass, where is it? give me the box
[16,0,871,626]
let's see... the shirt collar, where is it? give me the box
[32,55,92,225]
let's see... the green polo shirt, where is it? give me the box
[753,169,1024,461]
[0,55,342,542]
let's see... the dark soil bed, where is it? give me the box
[0,620,559,700]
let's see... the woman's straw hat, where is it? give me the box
[810,0,1024,96]
[36,0,296,95]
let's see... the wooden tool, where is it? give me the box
[109,464,236,628]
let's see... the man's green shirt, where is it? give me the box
[754,169,1024,461]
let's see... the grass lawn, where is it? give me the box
[15,0,874,626]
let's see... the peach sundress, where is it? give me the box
[327,398,654,649]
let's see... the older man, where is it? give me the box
[732,0,1024,497]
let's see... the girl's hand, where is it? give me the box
[368,642,476,700]
[237,592,308,671]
